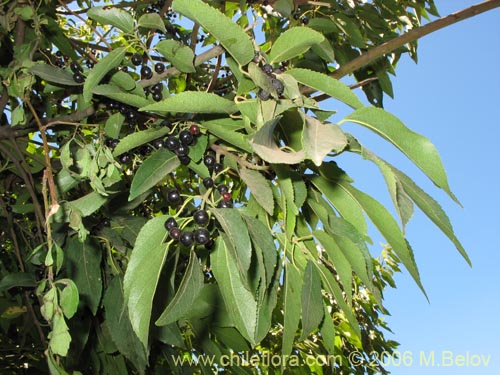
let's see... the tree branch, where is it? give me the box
[303,0,500,96]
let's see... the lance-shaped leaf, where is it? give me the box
[392,166,471,265]
[124,216,169,351]
[140,92,238,114]
[30,63,82,86]
[269,27,325,64]
[93,84,151,109]
[49,312,71,356]
[113,127,171,157]
[340,107,459,204]
[287,68,363,109]
[302,115,347,166]
[65,237,102,315]
[210,208,252,273]
[156,251,204,326]
[311,174,368,238]
[200,119,252,153]
[88,6,134,34]
[173,0,254,66]
[314,230,353,304]
[300,261,324,340]
[129,149,180,201]
[239,168,274,215]
[211,237,257,346]
[104,277,147,373]
[242,215,278,288]
[156,40,195,73]
[0,272,36,293]
[282,262,303,356]
[83,47,126,102]
[339,181,427,298]
[249,117,306,164]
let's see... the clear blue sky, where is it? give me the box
[331,1,500,374]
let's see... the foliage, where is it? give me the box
[0,0,470,374]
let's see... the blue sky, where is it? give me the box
[331,1,500,374]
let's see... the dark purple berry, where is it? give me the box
[70,62,82,73]
[131,53,142,66]
[119,153,131,164]
[154,62,165,74]
[73,72,84,83]
[175,144,189,156]
[193,209,209,226]
[178,155,191,165]
[105,138,119,149]
[213,163,223,173]
[205,239,215,250]
[179,231,194,247]
[151,83,162,93]
[152,92,162,101]
[165,136,180,151]
[167,188,182,206]
[153,138,164,149]
[203,177,214,189]
[179,130,194,146]
[164,217,178,231]
[301,16,309,25]
[217,200,233,209]
[258,88,270,101]
[194,228,210,245]
[217,184,228,194]
[9,197,17,205]
[141,65,153,79]
[271,78,284,95]
[169,227,181,241]
[203,154,216,168]
[262,64,273,75]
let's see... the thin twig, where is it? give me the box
[210,143,270,171]
[301,0,500,95]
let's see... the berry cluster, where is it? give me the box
[164,210,214,249]
[257,63,286,101]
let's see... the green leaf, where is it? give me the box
[124,216,169,351]
[392,166,471,265]
[110,71,146,96]
[57,279,79,319]
[239,168,274,215]
[104,113,125,140]
[300,261,324,340]
[282,262,302,356]
[173,0,254,66]
[66,191,107,217]
[29,63,82,86]
[113,127,172,157]
[87,6,134,34]
[138,13,166,33]
[242,215,278,289]
[92,84,151,108]
[200,119,252,153]
[83,47,127,102]
[269,27,325,64]
[50,313,71,356]
[129,149,180,201]
[140,91,238,114]
[287,68,363,109]
[156,40,195,73]
[311,173,368,237]
[156,251,204,326]
[104,277,147,373]
[211,237,257,345]
[250,118,306,164]
[210,208,252,273]
[314,230,352,304]
[302,115,347,166]
[341,107,459,203]
[0,272,36,293]
[340,182,427,298]
[65,237,103,315]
